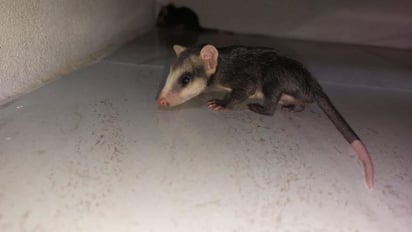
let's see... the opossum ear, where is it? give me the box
[200,45,219,76]
[173,45,187,56]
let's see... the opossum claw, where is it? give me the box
[208,100,226,110]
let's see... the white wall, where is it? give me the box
[169,0,412,49]
[0,0,155,103]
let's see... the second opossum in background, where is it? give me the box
[157,44,375,189]
[156,3,220,33]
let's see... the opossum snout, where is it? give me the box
[157,97,170,107]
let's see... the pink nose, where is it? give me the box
[157,97,170,107]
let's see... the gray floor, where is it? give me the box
[1,29,412,232]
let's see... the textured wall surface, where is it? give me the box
[0,0,155,103]
[169,0,412,49]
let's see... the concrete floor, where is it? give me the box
[1,29,412,232]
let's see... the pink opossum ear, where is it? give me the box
[173,45,187,56]
[200,44,219,76]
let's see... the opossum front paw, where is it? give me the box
[207,100,226,111]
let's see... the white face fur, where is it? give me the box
[157,45,219,107]
[158,59,208,107]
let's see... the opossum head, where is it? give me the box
[156,3,175,27]
[157,44,219,107]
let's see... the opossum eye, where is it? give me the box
[179,73,193,87]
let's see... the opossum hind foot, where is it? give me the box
[248,103,275,115]
[281,104,305,112]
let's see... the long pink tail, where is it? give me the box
[315,91,375,188]
[352,140,375,188]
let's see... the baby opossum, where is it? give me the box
[156,3,218,32]
[157,44,374,188]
